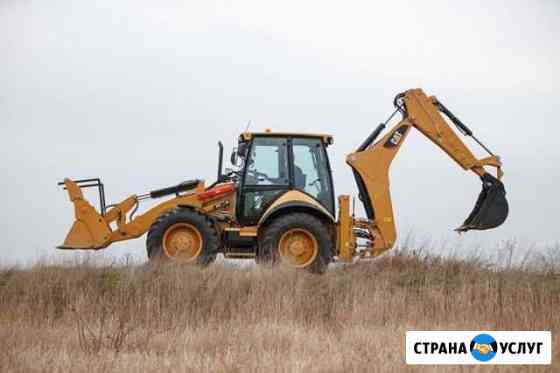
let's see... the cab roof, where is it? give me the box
[241,130,334,145]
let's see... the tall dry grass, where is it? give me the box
[0,248,559,372]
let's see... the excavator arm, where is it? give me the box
[345,88,509,257]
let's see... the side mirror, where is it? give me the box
[230,148,239,166]
[238,142,248,158]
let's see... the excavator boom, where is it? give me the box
[346,89,509,257]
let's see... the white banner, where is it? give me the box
[406,331,551,365]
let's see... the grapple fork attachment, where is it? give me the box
[456,173,509,232]
[58,178,111,250]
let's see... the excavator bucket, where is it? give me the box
[456,174,509,232]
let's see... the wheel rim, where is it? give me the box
[162,223,203,262]
[278,228,319,268]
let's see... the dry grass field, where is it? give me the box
[1,248,559,372]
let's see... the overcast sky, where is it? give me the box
[1,0,559,265]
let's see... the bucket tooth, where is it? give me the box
[456,173,509,232]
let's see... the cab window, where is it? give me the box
[244,137,289,186]
[292,138,334,213]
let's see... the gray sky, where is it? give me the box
[1,0,559,264]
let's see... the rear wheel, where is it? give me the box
[258,213,333,273]
[146,208,218,265]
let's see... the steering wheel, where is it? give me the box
[246,169,272,183]
[308,178,322,193]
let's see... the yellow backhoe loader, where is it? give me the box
[58,89,508,272]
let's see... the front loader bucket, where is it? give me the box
[59,220,99,250]
[456,173,509,232]
[58,178,111,250]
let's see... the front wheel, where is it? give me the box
[258,213,333,273]
[146,208,218,265]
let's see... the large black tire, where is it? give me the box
[258,213,333,274]
[146,208,219,266]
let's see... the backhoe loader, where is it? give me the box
[58,89,508,272]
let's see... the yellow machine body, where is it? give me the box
[58,88,508,264]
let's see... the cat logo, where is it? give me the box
[383,125,409,148]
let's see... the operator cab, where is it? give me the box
[232,131,335,225]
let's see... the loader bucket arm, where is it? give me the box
[346,88,509,256]
[58,177,237,250]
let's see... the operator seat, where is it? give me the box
[294,166,307,190]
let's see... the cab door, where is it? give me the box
[291,137,335,215]
[237,137,291,225]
